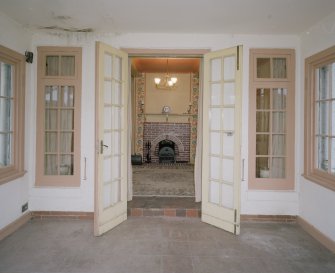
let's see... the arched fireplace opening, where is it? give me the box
[158,140,175,163]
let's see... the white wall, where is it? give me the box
[27,32,301,216]
[28,34,96,212]
[299,11,335,241]
[0,13,32,229]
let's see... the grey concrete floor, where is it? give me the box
[0,217,334,273]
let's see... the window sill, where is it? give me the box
[302,172,335,192]
[0,169,26,185]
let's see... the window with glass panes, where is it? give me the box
[249,49,295,190]
[0,45,25,185]
[36,47,81,187]
[304,46,335,191]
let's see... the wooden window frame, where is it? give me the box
[249,49,295,190]
[35,47,81,187]
[0,45,25,185]
[304,45,335,191]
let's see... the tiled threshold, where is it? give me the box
[127,196,201,218]
[127,196,297,222]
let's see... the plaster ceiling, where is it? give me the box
[132,58,200,74]
[0,0,335,35]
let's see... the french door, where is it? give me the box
[202,46,242,234]
[94,42,128,236]
[94,43,242,236]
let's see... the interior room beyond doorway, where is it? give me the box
[130,56,201,213]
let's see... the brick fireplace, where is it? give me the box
[143,122,190,163]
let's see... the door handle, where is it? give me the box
[100,140,109,154]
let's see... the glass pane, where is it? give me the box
[257,58,270,78]
[60,155,74,175]
[60,133,74,153]
[115,56,122,81]
[45,109,58,130]
[111,156,121,179]
[44,154,57,175]
[60,56,75,76]
[223,56,235,80]
[317,102,328,135]
[273,58,287,78]
[317,136,328,171]
[104,81,112,104]
[0,133,12,166]
[318,66,328,100]
[210,108,221,130]
[0,98,12,131]
[111,181,120,204]
[46,56,59,76]
[332,101,335,135]
[256,134,269,155]
[111,107,120,130]
[61,86,74,107]
[223,83,235,105]
[112,132,121,155]
[211,83,221,106]
[272,135,286,155]
[104,106,112,130]
[103,158,112,182]
[272,112,286,133]
[45,86,59,107]
[0,62,13,97]
[209,181,220,205]
[222,108,234,131]
[222,133,234,157]
[271,158,285,178]
[45,132,57,153]
[221,183,234,209]
[222,158,234,183]
[210,156,220,180]
[256,88,270,109]
[256,112,270,132]
[60,110,74,130]
[103,131,112,153]
[104,54,112,77]
[273,88,287,109]
[210,132,220,155]
[211,58,221,82]
[256,157,269,178]
[332,63,335,99]
[103,183,112,209]
[114,82,121,105]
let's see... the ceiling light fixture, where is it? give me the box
[154,59,177,90]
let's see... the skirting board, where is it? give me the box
[31,211,94,220]
[0,212,32,241]
[297,216,335,254]
[241,214,297,222]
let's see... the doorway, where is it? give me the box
[129,57,201,200]
[94,43,242,236]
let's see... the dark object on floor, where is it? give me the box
[131,154,142,165]
[145,141,152,163]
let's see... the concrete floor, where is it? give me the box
[0,217,334,273]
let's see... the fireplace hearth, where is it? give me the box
[143,122,190,163]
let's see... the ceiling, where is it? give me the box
[132,58,200,74]
[0,0,335,35]
[2,0,335,74]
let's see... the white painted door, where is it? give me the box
[202,46,242,234]
[94,42,128,236]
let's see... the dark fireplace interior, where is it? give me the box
[158,140,175,163]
